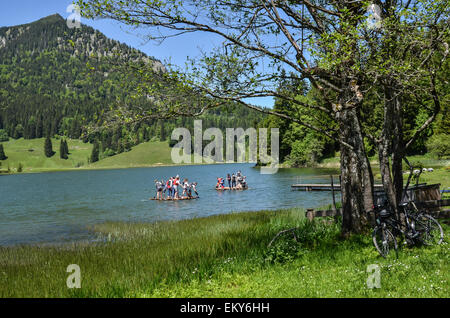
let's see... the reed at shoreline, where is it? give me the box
[0,206,447,298]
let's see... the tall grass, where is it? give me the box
[0,207,448,297]
[0,208,302,297]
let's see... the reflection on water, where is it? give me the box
[0,163,339,245]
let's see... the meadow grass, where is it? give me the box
[370,166,450,189]
[319,154,449,189]
[0,138,235,174]
[2,137,448,176]
[0,137,93,172]
[417,166,450,189]
[0,207,448,298]
[318,154,449,169]
[0,138,175,173]
[90,141,173,169]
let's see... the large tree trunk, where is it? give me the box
[391,93,405,205]
[379,82,405,222]
[378,139,398,215]
[338,106,374,235]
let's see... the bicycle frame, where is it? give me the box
[377,206,416,239]
[374,157,423,241]
[372,158,444,255]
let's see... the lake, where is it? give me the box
[0,163,340,245]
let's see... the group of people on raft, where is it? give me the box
[216,170,247,190]
[154,175,199,200]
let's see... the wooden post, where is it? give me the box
[331,175,337,212]
[331,175,339,223]
[306,208,314,221]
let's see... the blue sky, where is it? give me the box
[0,0,274,108]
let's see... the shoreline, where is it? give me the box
[1,206,447,297]
[0,160,256,176]
[2,150,447,175]
[0,206,309,248]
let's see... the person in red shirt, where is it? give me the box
[173,176,180,199]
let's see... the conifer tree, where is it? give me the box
[64,139,69,155]
[60,139,68,159]
[159,120,165,141]
[90,141,99,163]
[0,144,7,160]
[44,136,54,157]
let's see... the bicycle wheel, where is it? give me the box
[268,227,298,248]
[414,214,444,245]
[372,226,398,258]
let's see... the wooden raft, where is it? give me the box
[215,187,248,191]
[150,196,199,201]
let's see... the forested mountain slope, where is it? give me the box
[0,14,265,156]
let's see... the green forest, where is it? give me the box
[262,74,449,167]
[0,13,448,171]
[0,14,265,169]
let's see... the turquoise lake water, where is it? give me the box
[0,163,340,245]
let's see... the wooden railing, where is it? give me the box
[305,199,450,221]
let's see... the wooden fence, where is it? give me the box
[305,199,450,221]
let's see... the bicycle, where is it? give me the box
[372,201,443,258]
[372,159,444,258]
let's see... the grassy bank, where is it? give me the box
[418,166,450,190]
[0,208,448,298]
[2,138,448,176]
[0,138,238,174]
[317,155,449,189]
[0,137,93,173]
[318,154,449,169]
[0,138,175,173]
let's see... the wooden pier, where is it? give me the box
[291,183,384,191]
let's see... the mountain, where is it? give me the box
[0,14,162,139]
[0,14,264,156]
[1,14,164,69]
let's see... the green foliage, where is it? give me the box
[364,137,376,158]
[426,134,450,159]
[73,0,447,185]
[17,162,23,172]
[102,148,115,158]
[0,143,7,160]
[285,133,326,167]
[263,86,336,166]
[0,129,9,142]
[13,124,24,139]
